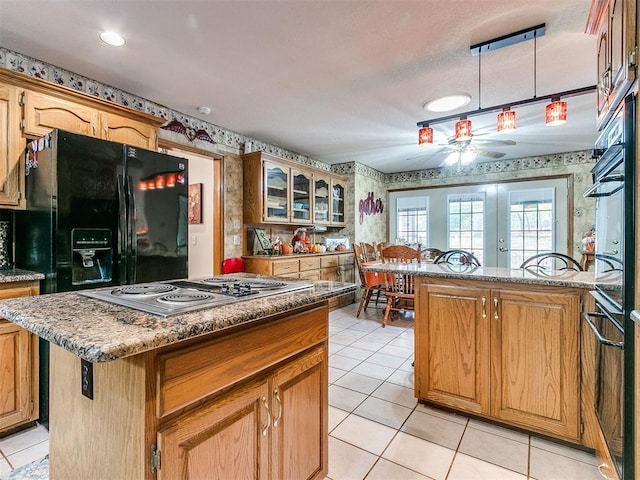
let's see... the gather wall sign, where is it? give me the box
[359,192,384,224]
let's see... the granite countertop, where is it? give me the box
[363,262,595,289]
[243,250,352,259]
[0,278,356,363]
[0,269,45,283]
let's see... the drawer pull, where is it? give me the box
[273,389,282,427]
[493,297,498,320]
[481,296,486,318]
[261,396,271,436]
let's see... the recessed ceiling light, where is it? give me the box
[100,31,126,47]
[197,106,212,115]
[424,94,471,112]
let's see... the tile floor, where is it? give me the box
[0,302,603,480]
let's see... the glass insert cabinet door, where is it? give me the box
[314,178,330,224]
[291,169,312,223]
[331,180,346,225]
[263,162,289,222]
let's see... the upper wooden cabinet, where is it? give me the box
[22,90,99,138]
[22,90,158,150]
[0,84,24,207]
[243,151,347,226]
[588,0,637,128]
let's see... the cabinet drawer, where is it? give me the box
[272,259,300,276]
[299,270,321,280]
[320,256,339,268]
[157,306,328,418]
[339,254,354,266]
[299,257,321,272]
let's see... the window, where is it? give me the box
[396,196,428,245]
[448,194,485,264]
[509,189,554,268]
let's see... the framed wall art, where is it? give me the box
[188,183,203,224]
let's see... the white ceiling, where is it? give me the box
[0,0,598,173]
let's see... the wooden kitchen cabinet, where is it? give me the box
[0,281,40,433]
[0,84,24,207]
[243,151,347,226]
[588,0,636,128]
[49,304,329,480]
[22,90,158,150]
[416,279,582,442]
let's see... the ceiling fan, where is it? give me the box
[438,134,516,166]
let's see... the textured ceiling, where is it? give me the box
[0,0,598,173]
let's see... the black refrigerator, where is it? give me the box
[13,129,189,427]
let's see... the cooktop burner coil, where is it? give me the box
[112,284,177,296]
[157,293,216,305]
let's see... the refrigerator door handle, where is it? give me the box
[127,175,137,284]
[117,175,127,285]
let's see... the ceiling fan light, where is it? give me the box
[418,126,433,145]
[99,31,126,47]
[444,152,459,166]
[460,150,477,165]
[545,99,567,126]
[454,119,472,141]
[497,108,517,133]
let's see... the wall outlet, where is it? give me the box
[81,359,94,400]
[233,234,240,246]
[191,235,197,246]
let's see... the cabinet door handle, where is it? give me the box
[261,396,271,436]
[481,296,487,318]
[493,297,499,320]
[273,389,282,427]
[92,124,96,136]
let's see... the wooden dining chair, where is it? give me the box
[361,242,379,261]
[379,244,421,327]
[422,247,442,262]
[353,243,385,317]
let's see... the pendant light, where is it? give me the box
[418,126,433,144]
[545,97,567,126]
[497,107,516,132]
[455,118,472,140]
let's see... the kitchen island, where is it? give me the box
[0,276,356,480]
[364,262,599,450]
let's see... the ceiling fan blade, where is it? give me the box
[475,148,506,159]
[470,138,516,146]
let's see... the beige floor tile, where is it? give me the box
[386,368,414,389]
[354,396,413,429]
[365,352,406,369]
[457,424,529,474]
[329,385,368,412]
[329,366,348,384]
[328,342,345,355]
[328,436,378,480]
[386,337,414,349]
[328,406,350,432]
[529,446,603,480]
[466,418,530,444]
[447,452,527,480]
[351,361,396,381]
[0,458,11,475]
[530,436,598,465]
[337,346,375,361]
[401,409,466,450]
[365,458,431,480]
[334,372,384,395]
[329,354,363,371]
[348,320,382,333]
[371,382,417,409]
[377,344,413,359]
[5,440,49,470]
[382,431,455,480]
[349,339,388,352]
[414,404,468,425]
[0,425,49,456]
[398,358,415,372]
[331,414,397,456]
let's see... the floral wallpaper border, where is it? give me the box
[0,46,593,182]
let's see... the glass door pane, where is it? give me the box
[314,178,330,224]
[331,180,345,225]
[291,169,312,223]
[264,162,289,222]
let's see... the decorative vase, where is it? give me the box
[0,221,11,270]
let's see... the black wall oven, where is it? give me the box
[583,93,635,480]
